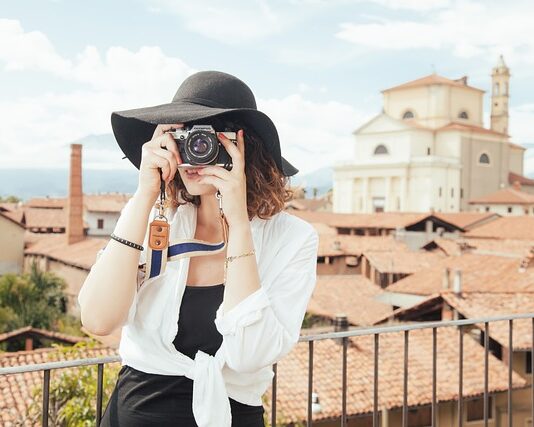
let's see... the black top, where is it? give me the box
[99,284,265,427]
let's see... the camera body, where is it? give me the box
[167,125,237,169]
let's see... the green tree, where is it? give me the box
[0,195,22,203]
[27,340,121,427]
[0,260,83,351]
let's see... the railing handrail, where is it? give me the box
[2,311,533,375]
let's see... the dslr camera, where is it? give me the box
[167,125,237,169]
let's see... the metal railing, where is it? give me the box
[1,312,534,426]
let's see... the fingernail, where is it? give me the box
[239,129,244,137]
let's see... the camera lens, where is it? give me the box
[185,131,218,164]
[191,136,210,155]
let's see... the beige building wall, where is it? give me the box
[0,216,25,275]
[383,83,483,128]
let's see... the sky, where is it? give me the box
[1,0,534,176]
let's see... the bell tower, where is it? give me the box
[490,54,510,135]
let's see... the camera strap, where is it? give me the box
[144,170,229,280]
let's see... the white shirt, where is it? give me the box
[78,197,319,427]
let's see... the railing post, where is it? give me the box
[308,340,313,427]
[373,333,379,427]
[96,363,104,426]
[342,336,347,427]
[271,362,277,427]
[432,327,437,427]
[458,325,463,427]
[484,322,489,427]
[508,319,513,427]
[402,330,409,427]
[42,369,50,427]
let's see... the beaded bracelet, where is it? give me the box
[110,232,144,251]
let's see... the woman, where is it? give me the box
[78,71,319,427]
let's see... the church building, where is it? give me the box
[333,56,530,213]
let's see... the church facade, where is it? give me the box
[333,56,529,214]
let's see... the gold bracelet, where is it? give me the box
[223,250,256,284]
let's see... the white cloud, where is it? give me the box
[0,19,71,75]
[259,94,372,174]
[336,0,534,64]
[145,0,290,43]
[0,18,367,175]
[0,19,197,169]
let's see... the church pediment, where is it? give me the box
[353,113,420,135]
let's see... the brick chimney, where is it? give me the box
[512,180,521,191]
[66,143,84,245]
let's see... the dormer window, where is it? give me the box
[374,144,389,155]
[479,153,490,164]
[458,111,469,119]
[402,110,414,119]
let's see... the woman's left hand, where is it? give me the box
[196,129,249,228]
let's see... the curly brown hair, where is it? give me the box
[167,114,294,220]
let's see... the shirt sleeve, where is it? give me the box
[213,225,319,373]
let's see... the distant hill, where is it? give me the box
[0,166,334,201]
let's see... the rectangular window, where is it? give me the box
[461,188,464,198]
[467,396,492,421]
[97,218,104,229]
[527,351,532,374]
[507,206,513,213]
[439,187,442,197]
[451,188,454,197]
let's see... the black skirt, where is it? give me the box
[99,284,265,427]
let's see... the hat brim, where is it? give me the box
[110,100,298,177]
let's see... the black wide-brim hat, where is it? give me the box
[111,70,298,176]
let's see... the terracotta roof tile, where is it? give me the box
[289,210,428,230]
[307,275,393,326]
[0,327,89,345]
[24,235,107,270]
[443,292,534,350]
[469,187,534,205]
[437,122,508,137]
[465,216,534,240]
[426,237,534,258]
[387,253,534,296]
[363,250,446,274]
[285,198,329,211]
[319,234,410,257]
[0,344,118,425]
[509,172,534,186]
[25,193,132,213]
[432,212,499,230]
[382,74,484,93]
[265,327,526,423]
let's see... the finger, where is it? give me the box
[152,123,184,139]
[146,153,171,181]
[159,133,183,165]
[152,147,178,181]
[196,174,224,189]
[197,165,232,181]
[218,132,244,172]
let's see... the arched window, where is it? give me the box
[494,82,500,96]
[479,153,490,164]
[402,110,414,119]
[458,111,469,119]
[374,144,388,155]
[504,82,509,96]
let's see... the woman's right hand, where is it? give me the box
[136,123,184,202]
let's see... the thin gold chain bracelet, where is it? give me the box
[223,249,256,284]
